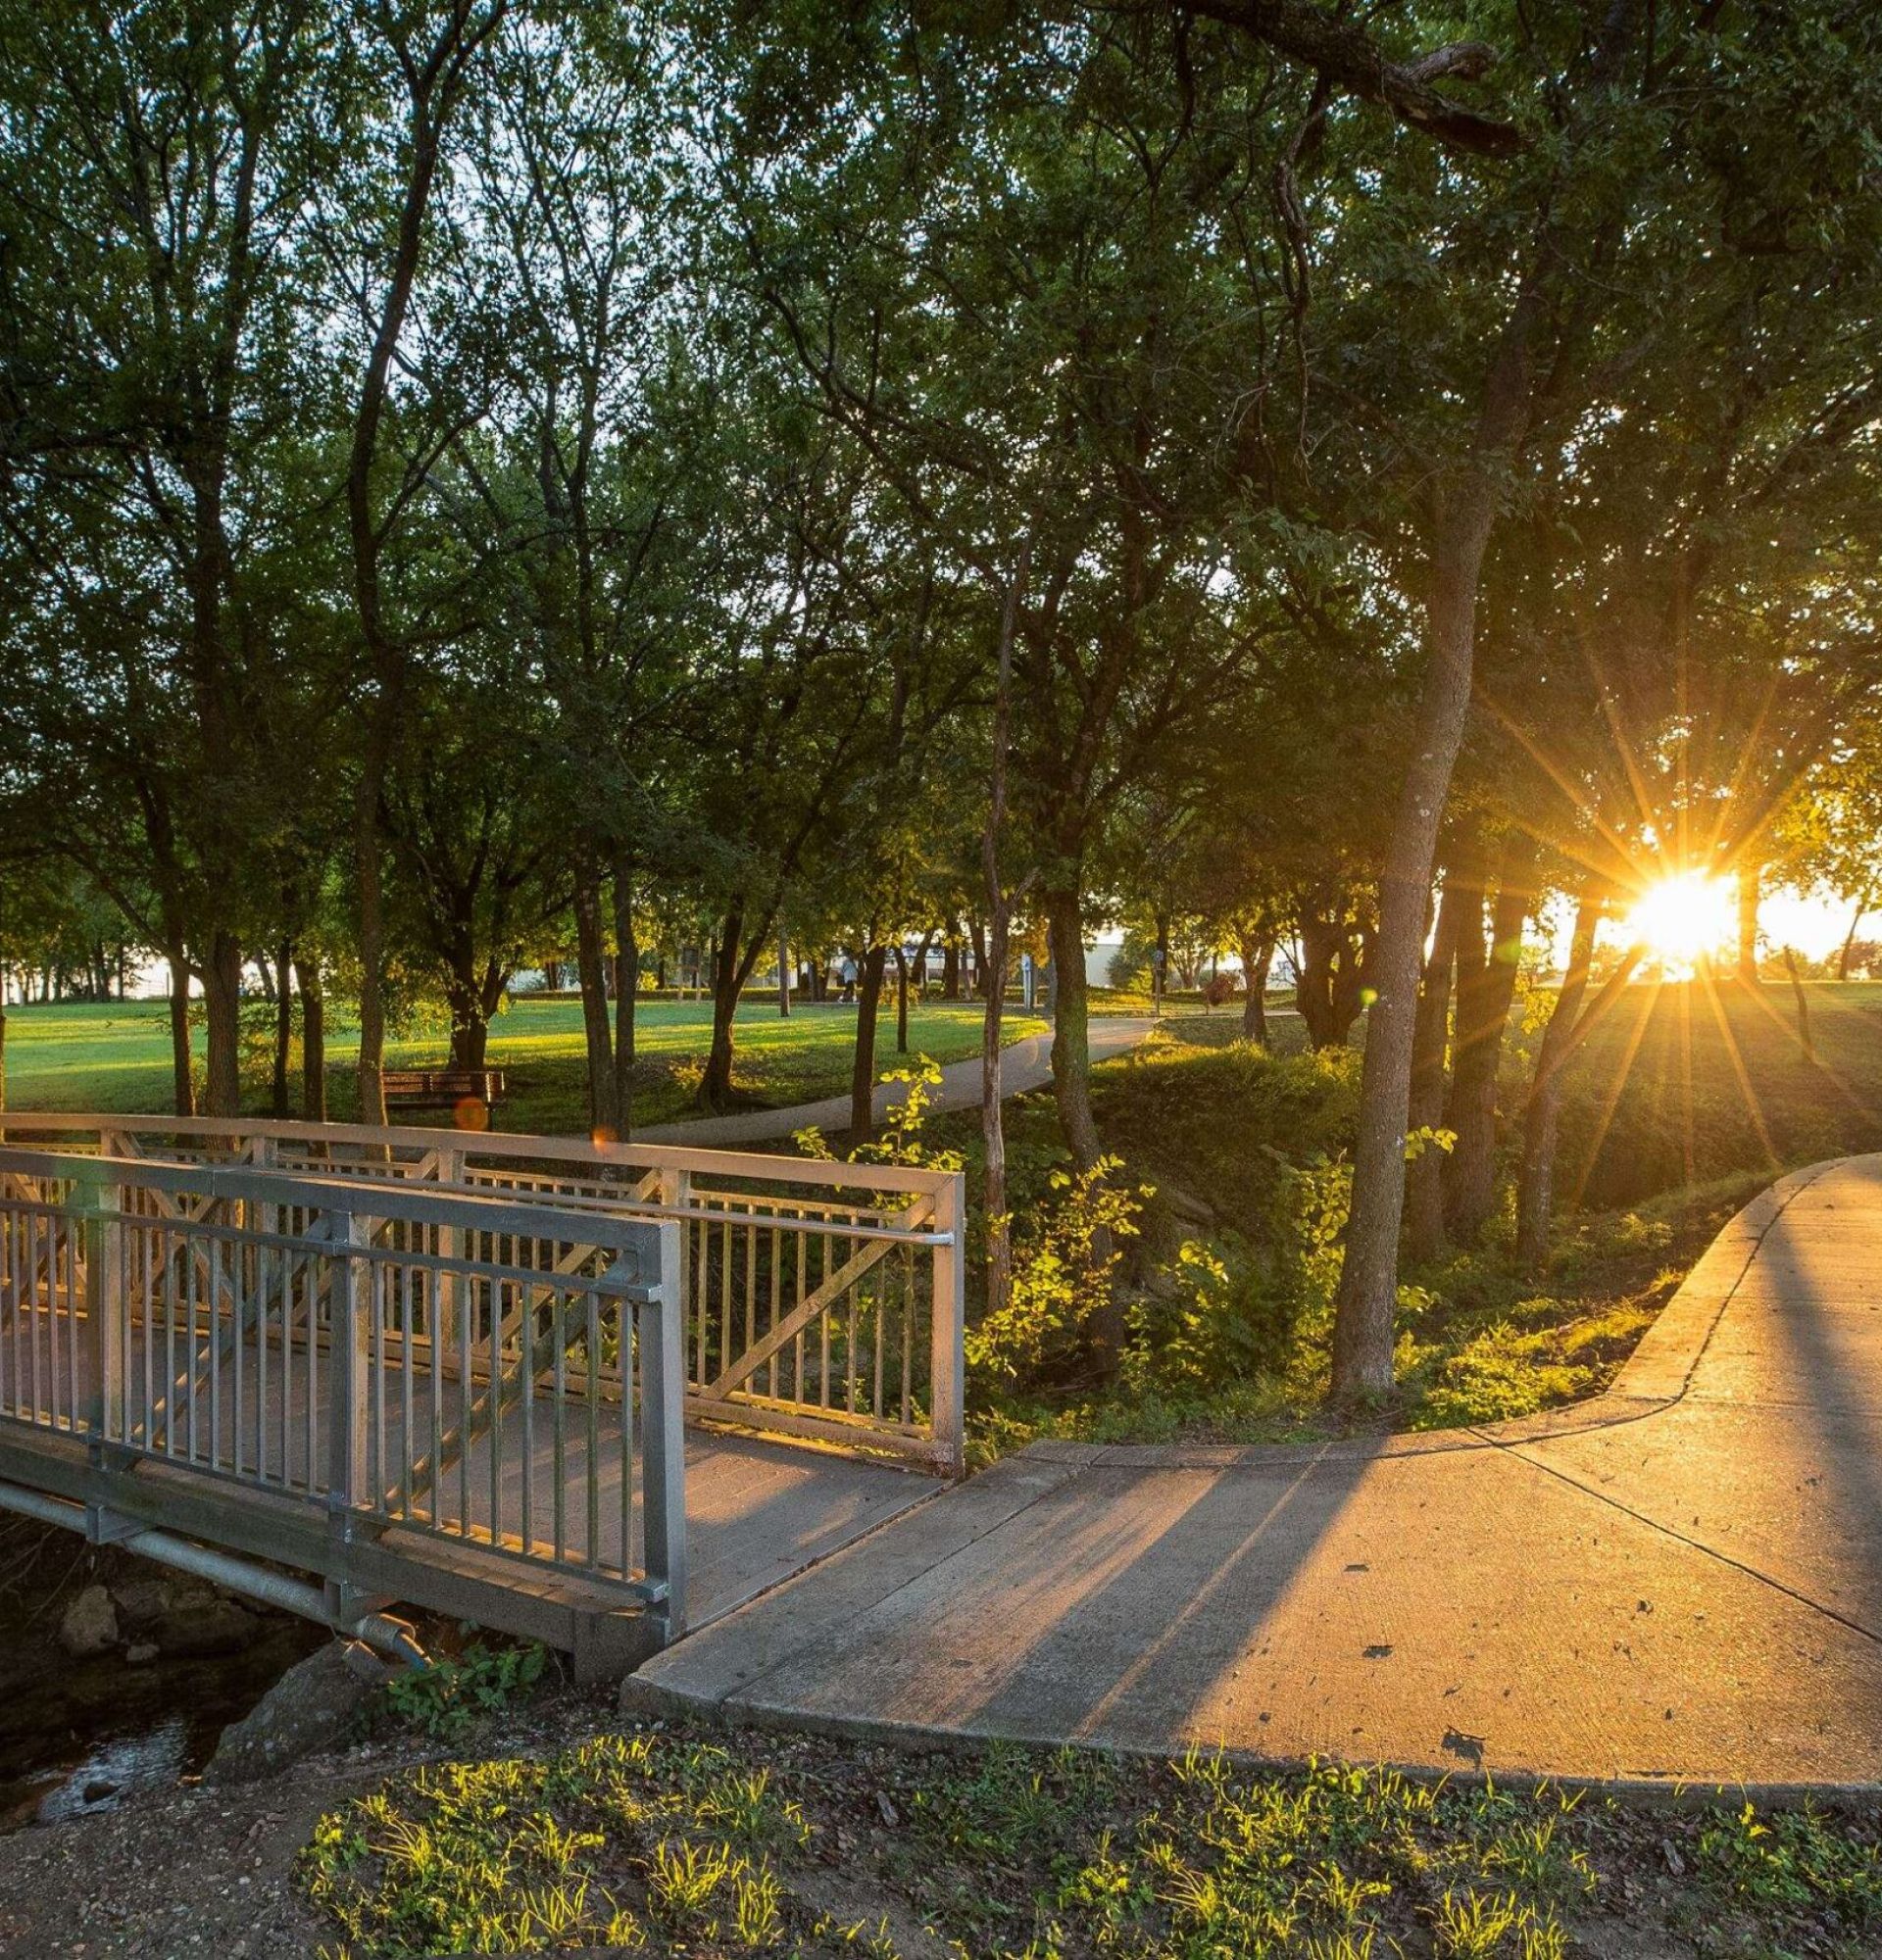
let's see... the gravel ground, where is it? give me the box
[0,1734,420,1958]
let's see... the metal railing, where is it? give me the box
[0,1145,685,1633]
[0,1114,966,1474]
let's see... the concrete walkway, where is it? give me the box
[636,1014,1162,1148]
[632,1156,1882,1788]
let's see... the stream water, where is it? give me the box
[0,1614,324,1832]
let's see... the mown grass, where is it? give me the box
[300,1714,1882,1958]
[0,996,1046,1134]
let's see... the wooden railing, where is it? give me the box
[0,1115,966,1475]
[0,1144,685,1636]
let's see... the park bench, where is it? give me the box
[380,1067,507,1109]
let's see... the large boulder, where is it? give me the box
[207,1639,394,1784]
[57,1584,119,1657]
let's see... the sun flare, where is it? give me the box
[1624,872,1737,975]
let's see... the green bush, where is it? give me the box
[966,1155,1150,1389]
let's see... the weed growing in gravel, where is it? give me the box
[379,1641,547,1740]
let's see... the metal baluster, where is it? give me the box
[902,1240,915,1425]
[371,1254,385,1512]
[141,1224,154,1450]
[429,1266,443,1524]
[552,1293,566,1564]
[743,1222,756,1392]
[28,1209,41,1425]
[185,1231,198,1461]
[489,1279,504,1550]
[459,1267,471,1537]
[64,1212,77,1429]
[585,1290,600,1569]
[214,1231,225,1472]
[819,1231,832,1408]
[520,1281,534,1557]
[399,1262,414,1519]
[793,1220,806,1404]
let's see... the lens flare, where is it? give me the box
[1623,873,1737,977]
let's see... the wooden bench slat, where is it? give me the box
[379,1068,507,1107]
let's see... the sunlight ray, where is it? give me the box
[1566,976,1663,1215]
[1695,969,1780,1171]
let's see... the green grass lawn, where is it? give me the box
[0,995,1047,1135]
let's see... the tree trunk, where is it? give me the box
[1515,889,1600,1271]
[354,800,391,1129]
[1442,833,1536,1246]
[612,859,637,1138]
[894,947,910,1054]
[699,908,746,1110]
[776,927,791,1018]
[202,930,243,1118]
[1784,947,1815,1061]
[1838,893,1870,981]
[1045,882,1124,1361]
[344,12,500,1133]
[447,986,491,1071]
[293,955,325,1121]
[1330,257,1551,1401]
[849,941,889,1138]
[942,931,961,1002]
[969,917,990,998]
[1404,878,1461,1267]
[1737,865,1761,983]
[982,563,1027,1335]
[1239,935,1274,1043]
[1295,906,1368,1049]
[573,871,616,1135]
[272,940,294,1119]
[1044,887,1102,1169]
[167,944,195,1117]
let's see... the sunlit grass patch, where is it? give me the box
[300,1721,1882,1958]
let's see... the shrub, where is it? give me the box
[966,1156,1150,1388]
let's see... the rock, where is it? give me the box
[207,1640,388,1784]
[58,1585,120,1658]
[110,1573,266,1657]
[80,1780,117,1806]
[124,1642,160,1665]
[108,1576,175,1627]
[148,1592,263,1659]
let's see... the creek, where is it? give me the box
[0,1528,324,1832]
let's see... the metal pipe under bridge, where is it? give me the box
[0,1116,965,1680]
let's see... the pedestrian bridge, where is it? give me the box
[0,1115,964,1678]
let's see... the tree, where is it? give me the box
[0,0,335,1114]
[330,0,508,1128]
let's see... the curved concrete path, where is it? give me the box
[636,1014,1162,1148]
[632,1156,1882,1789]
